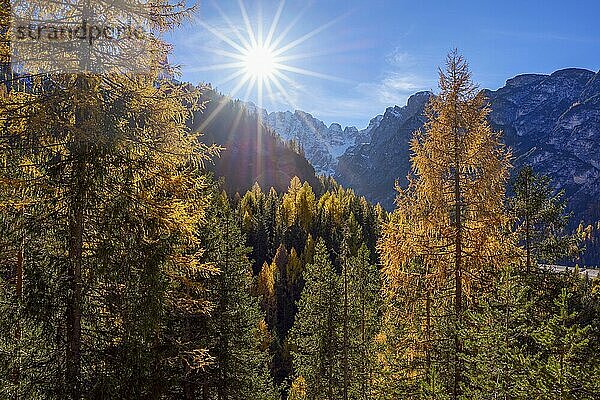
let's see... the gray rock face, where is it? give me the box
[246,105,380,176]
[334,69,600,223]
[487,68,600,221]
[335,91,432,207]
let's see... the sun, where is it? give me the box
[242,45,278,79]
[195,1,346,132]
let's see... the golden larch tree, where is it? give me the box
[378,50,514,399]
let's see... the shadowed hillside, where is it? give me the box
[190,86,320,195]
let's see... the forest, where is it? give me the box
[2,1,600,399]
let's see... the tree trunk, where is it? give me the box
[66,162,84,400]
[361,252,367,400]
[525,175,531,274]
[452,79,463,400]
[426,286,431,376]
[13,236,24,400]
[342,256,349,400]
[66,73,88,400]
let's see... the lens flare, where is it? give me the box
[243,45,277,79]
[196,1,348,133]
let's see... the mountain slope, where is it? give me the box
[190,88,320,194]
[335,91,431,207]
[484,68,600,221]
[334,68,600,224]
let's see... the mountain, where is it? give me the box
[335,91,432,207]
[334,68,600,225]
[483,68,600,222]
[190,87,320,194]
[246,104,382,175]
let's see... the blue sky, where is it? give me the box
[167,0,600,128]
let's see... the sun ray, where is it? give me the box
[214,68,249,88]
[229,98,247,145]
[271,13,347,57]
[242,74,258,101]
[269,73,299,108]
[211,0,253,50]
[200,47,248,61]
[197,20,247,54]
[263,74,277,103]
[238,0,258,48]
[257,2,264,46]
[187,61,246,73]
[275,64,351,83]
[274,47,356,63]
[197,1,347,132]
[198,74,252,133]
[268,4,311,51]
[265,0,286,49]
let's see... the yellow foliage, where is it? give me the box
[257,262,277,299]
[377,51,518,390]
[379,51,515,304]
[286,247,303,285]
[288,376,308,400]
[256,319,272,352]
[282,177,316,231]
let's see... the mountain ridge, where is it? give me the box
[244,103,382,175]
[333,67,600,225]
[199,67,600,227]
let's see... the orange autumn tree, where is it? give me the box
[378,50,514,399]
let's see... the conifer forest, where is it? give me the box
[1,1,600,399]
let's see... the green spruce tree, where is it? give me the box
[196,194,277,400]
[510,166,580,272]
[461,266,535,399]
[531,288,598,399]
[346,244,381,399]
[290,240,342,400]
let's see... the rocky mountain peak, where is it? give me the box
[550,68,594,79]
[505,74,546,88]
[329,123,343,132]
[334,68,600,222]
[405,91,433,115]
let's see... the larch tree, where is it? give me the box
[378,50,513,399]
[0,1,220,398]
[282,177,316,234]
[194,194,277,400]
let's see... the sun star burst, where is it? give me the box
[242,44,278,79]
[196,0,347,130]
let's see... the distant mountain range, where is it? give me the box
[244,104,382,175]
[250,68,600,225]
[335,91,432,209]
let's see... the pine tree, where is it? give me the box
[194,194,277,400]
[510,166,580,272]
[461,267,535,399]
[346,244,381,399]
[378,51,513,399]
[290,240,342,400]
[240,183,282,273]
[531,288,598,399]
[0,2,220,397]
